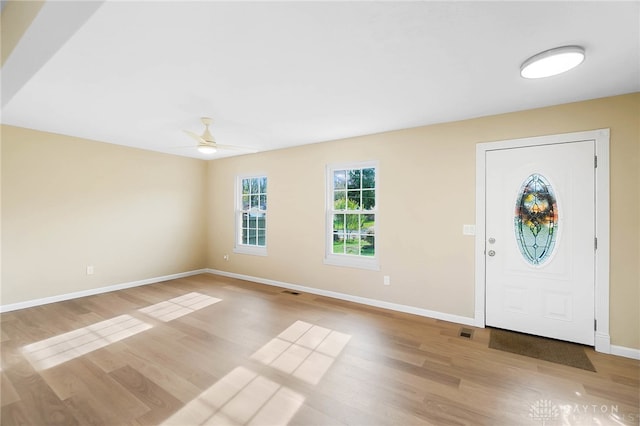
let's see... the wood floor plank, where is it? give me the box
[40,357,150,424]
[117,332,216,390]
[83,341,130,373]
[344,347,461,388]
[583,382,640,407]
[288,403,348,426]
[1,401,37,426]
[109,365,183,425]
[0,372,21,407]
[62,395,108,426]
[39,359,89,401]
[119,349,203,404]
[1,273,638,425]
[611,373,640,388]
[310,366,439,426]
[4,371,79,425]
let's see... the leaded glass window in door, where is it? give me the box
[514,173,558,266]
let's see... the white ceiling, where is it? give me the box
[2,1,639,159]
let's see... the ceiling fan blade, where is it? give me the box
[184,130,205,143]
[184,118,256,154]
[215,144,258,153]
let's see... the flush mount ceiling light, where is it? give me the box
[520,45,585,79]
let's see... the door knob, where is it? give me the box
[488,250,496,257]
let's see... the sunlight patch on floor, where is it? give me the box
[139,292,222,322]
[162,320,351,425]
[251,320,352,385]
[21,314,152,370]
[162,366,304,426]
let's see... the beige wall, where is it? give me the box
[1,125,208,305]
[207,93,640,349]
[1,94,638,350]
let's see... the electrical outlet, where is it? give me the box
[86,265,94,275]
[223,254,229,261]
[383,275,390,286]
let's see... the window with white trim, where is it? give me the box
[234,175,267,256]
[325,162,378,270]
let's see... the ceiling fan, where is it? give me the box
[185,117,257,155]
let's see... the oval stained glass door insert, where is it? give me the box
[514,173,559,265]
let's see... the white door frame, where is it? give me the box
[474,129,611,353]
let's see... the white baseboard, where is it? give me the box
[0,269,209,313]
[206,268,476,327]
[610,344,640,360]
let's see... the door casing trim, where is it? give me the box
[474,129,610,353]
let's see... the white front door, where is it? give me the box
[485,140,595,345]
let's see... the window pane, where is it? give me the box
[250,194,259,209]
[259,177,267,193]
[242,179,250,194]
[362,214,375,234]
[332,234,345,254]
[248,215,257,228]
[334,170,346,190]
[334,191,346,210]
[257,213,266,230]
[333,214,345,233]
[347,169,361,189]
[248,229,257,245]
[250,178,259,194]
[362,190,375,210]
[345,234,360,255]
[361,236,375,256]
[347,191,361,209]
[362,168,375,189]
[242,229,248,244]
[259,194,267,210]
[258,230,266,246]
[242,195,250,210]
[242,212,249,228]
[345,214,360,232]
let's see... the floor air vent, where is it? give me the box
[459,328,474,339]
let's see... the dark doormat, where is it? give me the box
[489,328,596,372]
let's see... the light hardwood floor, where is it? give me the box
[1,274,638,425]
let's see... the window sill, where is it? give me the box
[234,245,267,257]
[323,254,380,271]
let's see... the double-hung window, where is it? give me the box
[234,175,267,256]
[325,162,378,270]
